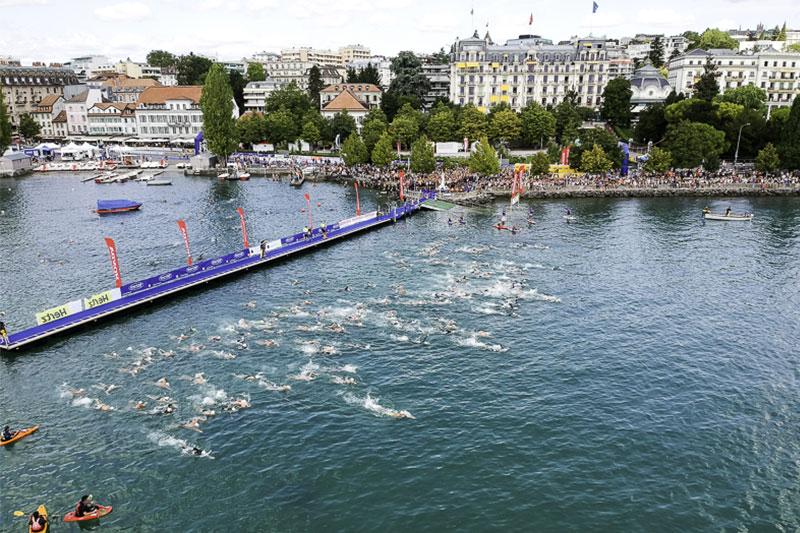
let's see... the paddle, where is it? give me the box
[12,510,60,518]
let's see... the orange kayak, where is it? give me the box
[0,426,39,446]
[63,505,113,522]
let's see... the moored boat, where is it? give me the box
[95,199,142,214]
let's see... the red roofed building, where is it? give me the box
[320,82,382,109]
[135,86,238,141]
[320,89,371,131]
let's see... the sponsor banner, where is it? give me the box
[339,211,378,229]
[237,208,249,249]
[177,220,191,265]
[267,239,282,251]
[36,299,82,325]
[84,288,121,310]
[104,238,122,288]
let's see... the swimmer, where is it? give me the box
[198,408,216,417]
[208,336,221,342]
[245,301,256,308]
[255,340,279,347]
[103,384,121,395]
[94,400,115,411]
[388,410,415,420]
[133,401,148,410]
[156,377,170,390]
[289,372,317,382]
[321,345,337,355]
[291,279,299,285]
[70,388,86,396]
[332,376,357,385]
[184,416,207,432]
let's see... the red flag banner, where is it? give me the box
[355,182,361,216]
[177,220,192,265]
[398,171,405,201]
[560,146,571,166]
[304,193,313,229]
[104,238,122,288]
[529,13,533,25]
[237,207,249,249]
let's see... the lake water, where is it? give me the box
[1,172,799,531]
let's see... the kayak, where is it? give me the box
[527,218,536,225]
[703,212,754,221]
[29,505,47,533]
[63,505,113,522]
[0,426,38,446]
[493,224,508,230]
[563,215,576,221]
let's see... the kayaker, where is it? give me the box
[28,510,46,532]
[501,211,507,225]
[75,494,97,518]
[0,320,8,345]
[459,216,465,224]
[566,207,572,216]
[1,425,17,442]
[703,206,711,214]
[726,207,732,216]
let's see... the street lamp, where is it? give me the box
[734,122,751,166]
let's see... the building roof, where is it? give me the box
[321,89,368,112]
[102,76,163,90]
[66,90,90,103]
[630,62,671,89]
[88,102,136,115]
[321,83,381,93]
[52,110,67,123]
[137,86,203,105]
[37,94,61,107]
[2,152,31,161]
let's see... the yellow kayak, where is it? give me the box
[28,505,47,533]
[0,426,39,446]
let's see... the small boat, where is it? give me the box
[0,425,39,446]
[703,212,754,221]
[147,180,172,186]
[95,200,142,214]
[527,218,536,225]
[492,224,508,230]
[63,505,113,522]
[28,504,47,533]
[239,171,251,181]
[563,215,576,221]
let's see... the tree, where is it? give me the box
[18,112,39,140]
[410,134,436,173]
[246,62,266,82]
[264,107,297,146]
[459,104,488,142]
[765,106,791,146]
[388,51,430,100]
[468,136,499,175]
[177,53,213,85]
[0,78,11,154]
[644,147,672,173]
[228,70,247,114]
[147,50,177,68]
[669,48,681,61]
[358,63,381,86]
[778,97,800,169]
[431,47,449,65]
[380,92,421,122]
[601,77,633,126]
[346,67,359,83]
[360,109,388,154]
[554,100,581,144]
[520,102,556,147]
[580,144,613,173]
[573,127,623,169]
[330,111,357,143]
[634,103,667,143]
[371,131,396,167]
[341,132,368,165]
[528,152,551,175]
[755,143,780,172]
[301,119,321,147]
[200,63,239,161]
[698,29,738,50]
[694,57,720,102]
[684,31,701,50]
[719,85,767,112]
[236,112,266,147]
[663,121,726,168]
[307,66,324,109]
[789,43,800,54]
[649,36,665,68]
[265,81,313,121]
[395,103,425,136]
[777,23,787,41]
[488,108,521,143]
[426,108,457,142]
[389,116,419,148]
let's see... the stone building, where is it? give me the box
[0,65,79,127]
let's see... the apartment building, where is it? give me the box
[30,95,65,139]
[87,102,137,136]
[0,65,80,126]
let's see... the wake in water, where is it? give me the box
[342,392,415,419]
[147,430,214,459]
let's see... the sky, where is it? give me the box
[1,0,799,64]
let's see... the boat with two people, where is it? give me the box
[702,206,754,221]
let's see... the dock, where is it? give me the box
[0,195,433,351]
